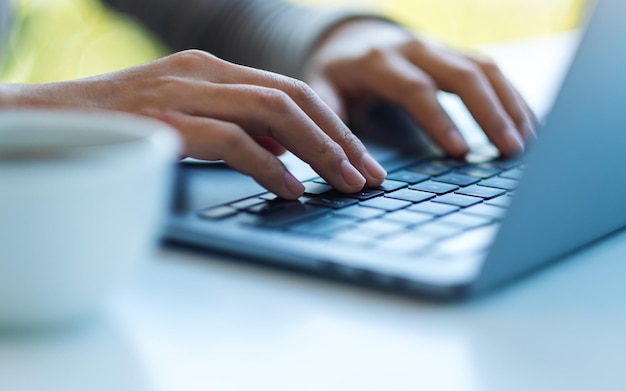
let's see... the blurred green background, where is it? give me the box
[0,0,586,83]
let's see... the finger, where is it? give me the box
[347,49,470,157]
[307,75,349,122]
[181,81,367,193]
[210,62,387,187]
[466,53,538,140]
[404,44,524,156]
[255,137,287,156]
[173,115,305,199]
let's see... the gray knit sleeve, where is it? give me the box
[101,0,382,79]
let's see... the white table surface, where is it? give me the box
[3,32,626,391]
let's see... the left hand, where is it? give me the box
[303,19,537,158]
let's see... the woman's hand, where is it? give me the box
[304,19,537,158]
[1,50,387,199]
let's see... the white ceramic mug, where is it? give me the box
[0,110,181,328]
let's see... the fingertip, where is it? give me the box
[362,153,387,182]
[340,160,366,191]
[445,131,470,158]
[283,171,305,199]
[500,129,525,156]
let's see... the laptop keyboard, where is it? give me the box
[196,157,522,257]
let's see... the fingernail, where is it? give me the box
[341,160,366,188]
[362,153,387,180]
[284,171,304,197]
[449,131,469,157]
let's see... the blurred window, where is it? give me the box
[0,0,586,83]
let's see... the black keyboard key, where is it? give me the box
[383,210,433,226]
[479,158,522,171]
[386,170,430,184]
[433,193,483,208]
[342,188,385,201]
[361,197,412,211]
[434,172,480,187]
[373,233,434,254]
[385,189,436,203]
[303,181,333,195]
[455,185,506,200]
[247,200,290,215]
[307,195,359,209]
[456,165,502,178]
[333,205,386,220]
[289,215,356,237]
[240,202,330,228]
[412,221,465,240]
[461,203,507,220]
[484,195,511,208]
[376,179,408,192]
[438,213,492,229]
[409,160,453,176]
[198,206,237,220]
[357,219,406,237]
[230,197,265,210]
[479,177,519,191]
[259,192,279,201]
[408,201,460,216]
[500,168,524,180]
[410,180,459,195]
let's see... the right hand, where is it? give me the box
[1,50,387,199]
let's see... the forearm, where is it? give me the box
[101,0,380,79]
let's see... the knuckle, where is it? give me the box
[170,49,217,69]
[452,62,483,84]
[255,87,293,113]
[471,55,501,75]
[402,75,436,96]
[362,47,389,64]
[286,78,317,104]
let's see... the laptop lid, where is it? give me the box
[473,0,626,293]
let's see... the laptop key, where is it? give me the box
[500,168,524,180]
[307,195,359,209]
[433,193,483,208]
[484,195,511,208]
[412,221,466,240]
[433,172,480,187]
[303,181,333,195]
[386,170,430,184]
[438,213,492,229]
[357,219,407,236]
[361,197,412,211]
[455,185,506,200]
[461,203,507,220]
[456,165,502,178]
[376,179,408,192]
[408,202,460,216]
[373,233,434,254]
[410,180,459,195]
[240,202,330,228]
[333,205,386,220]
[383,210,433,226]
[289,215,357,237]
[341,188,385,201]
[479,177,519,191]
[230,197,265,210]
[385,189,436,203]
[198,205,238,220]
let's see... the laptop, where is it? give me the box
[165,0,626,299]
